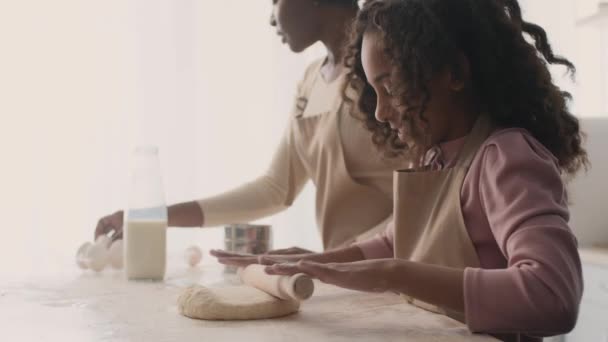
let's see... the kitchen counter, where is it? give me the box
[0,260,498,342]
[578,245,608,266]
[562,246,608,341]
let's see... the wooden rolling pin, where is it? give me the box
[238,264,314,301]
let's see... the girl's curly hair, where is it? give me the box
[343,0,587,175]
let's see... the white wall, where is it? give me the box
[0,0,322,276]
[520,0,607,116]
[0,0,137,274]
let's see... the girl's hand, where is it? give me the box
[265,259,401,293]
[209,249,303,268]
[266,246,314,255]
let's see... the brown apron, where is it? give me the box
[291,60,395,249]
[393,116,493,321]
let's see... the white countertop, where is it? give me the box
[0,258,498,342]
[579,246,608,266]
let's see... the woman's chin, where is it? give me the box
[287,43,308,53]
[282,38,313,54]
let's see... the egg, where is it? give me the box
[86,242,109,272]
[95,235,112,249]
[108,239,123,269]
[184,245,202,267]
[75,242,92,269]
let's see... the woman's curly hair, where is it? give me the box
[343,0,587,175]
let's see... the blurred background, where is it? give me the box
[0,0,606,277]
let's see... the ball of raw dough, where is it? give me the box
[86,242,109,272]
[178,285,300,320]
[76,242,92,269]
[184,246,202,267]
[95,235,112,249]
[108,239,123,269]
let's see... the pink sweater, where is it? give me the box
[355,128,583,341]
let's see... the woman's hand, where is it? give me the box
[265,259,401,293]
[95,211,124,241]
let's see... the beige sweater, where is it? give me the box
[198,59,404,249]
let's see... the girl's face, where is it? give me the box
[361,30,470,147]
[270,0,323,53]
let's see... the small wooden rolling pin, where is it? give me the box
[238,264,314,301]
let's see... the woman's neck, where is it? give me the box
[318,6,358,83]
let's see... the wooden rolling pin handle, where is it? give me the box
[283,272,314,301]
[238,264,314,301]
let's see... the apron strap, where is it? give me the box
[454,114,494,168]
[295,59,325,118]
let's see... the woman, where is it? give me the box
[212,0,586,340]
[95,0,404,251]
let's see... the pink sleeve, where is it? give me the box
[354,219,395,259]
[463,132,583,336]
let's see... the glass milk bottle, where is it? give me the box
[124,146,167,280]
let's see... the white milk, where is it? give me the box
[124,220,166,280]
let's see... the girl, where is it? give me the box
[212,0,587,340]
[95,0,405,252]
